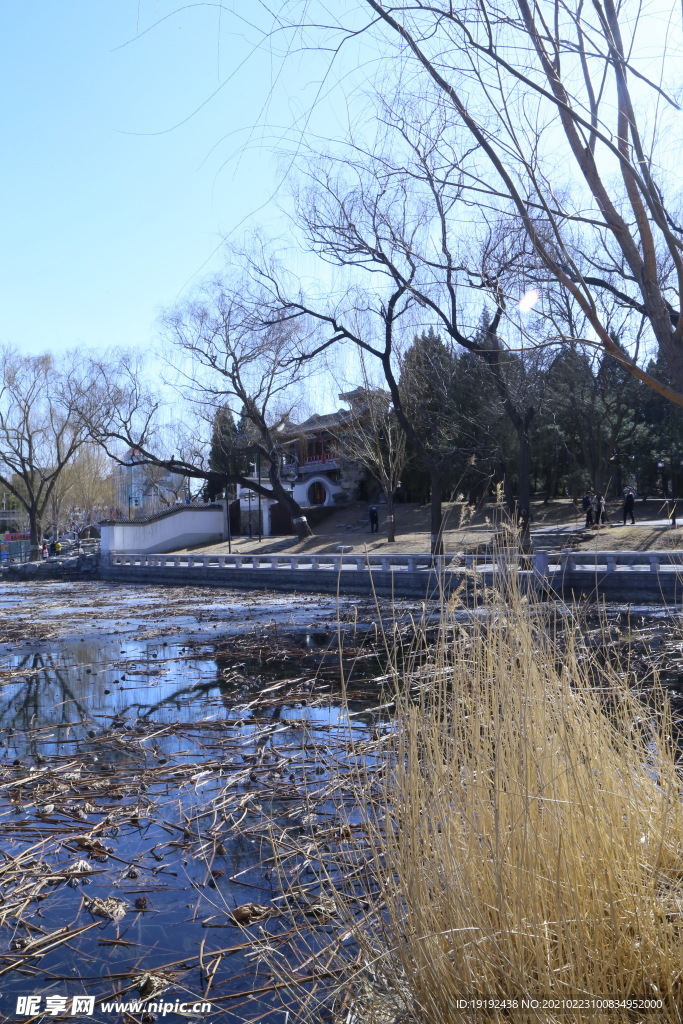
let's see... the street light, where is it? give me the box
[223,478,232,554]
[257,451,262,543]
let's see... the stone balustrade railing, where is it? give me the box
[107,549,683,576]
[547,550,683,574]
[109,551,438,572]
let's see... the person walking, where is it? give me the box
[582,491,594,528]
[369,506,379,534]
[622,487,636,526]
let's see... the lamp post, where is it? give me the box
[257,451,262,543]
[224,479,232,554]
[658,457,671,495]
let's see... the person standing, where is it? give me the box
[582,491,594,528]
[593,492,607,526]
[622,488,636,526]
[369,506,379,533]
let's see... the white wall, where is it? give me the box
[237,493,274,537]
[101,505,226,554]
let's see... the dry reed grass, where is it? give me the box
[306,577,683,1024]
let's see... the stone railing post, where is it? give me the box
[534,549,549,576]
[560,549,574,573]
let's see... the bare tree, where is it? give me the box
[245,121,554,547]
[137,463,191,508]
[0,349,104,557]
[88,282,333,541]
[331,381,406,542]
[47,444,116,536]
[270,0,683,402]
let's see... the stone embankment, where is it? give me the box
[6,549,683,603]
[2,554,99,580]
[99,549,683,603]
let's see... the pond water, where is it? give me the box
[0,583,391,1024]
[3,584,683,1024]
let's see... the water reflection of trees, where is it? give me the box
[0,634,380,764]
[0,650,93,758]
[0,641,184,760]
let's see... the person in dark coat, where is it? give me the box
[369,506,379,533]
[622,488,636,525]
[582,492,594,528]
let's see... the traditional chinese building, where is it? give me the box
[282,387,380,507]
[235,388,385,535]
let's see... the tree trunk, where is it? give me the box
[499,459,514,513]
[266,456,313,540]
[28,508,41,561]
[385,489,396,542]
[516,422,532,550]
[662,472,670,499]
[430,473,443,556]
[543,468,553,504]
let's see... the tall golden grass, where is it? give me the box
[344,580,683,1024]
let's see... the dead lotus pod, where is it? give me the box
[66,860,92,876]
[228,903,274,925]
[84,896,127,921]
[135,972,167,998]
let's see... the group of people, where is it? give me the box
[582,488,636,528]
[582,491,607,528]
[41,540,62,559]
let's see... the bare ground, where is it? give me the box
[177,497,683,556]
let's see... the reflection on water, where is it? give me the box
[0,583,382,1023]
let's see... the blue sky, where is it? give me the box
[0,1,321,356]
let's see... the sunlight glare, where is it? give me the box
[519,288,540,312]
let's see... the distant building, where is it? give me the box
[282,387,384,507]
[114,450,190,518]
[236,389,385,535]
